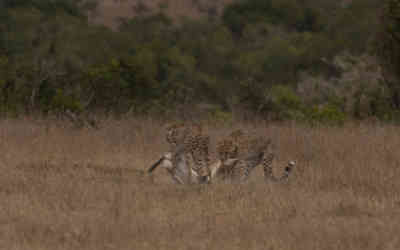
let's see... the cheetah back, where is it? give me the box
[187,134,211,177]
[217,129,265,161]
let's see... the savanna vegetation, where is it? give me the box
[2,2,400,250]
[0,0,394,124]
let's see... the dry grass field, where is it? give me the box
[0,117,400,250]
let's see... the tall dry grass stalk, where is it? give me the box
[0,117,399,250]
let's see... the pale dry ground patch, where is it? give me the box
[0,117,400,250]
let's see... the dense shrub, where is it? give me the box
[307,104,347,125]
[0,0,389,123]
[377,0,400,111]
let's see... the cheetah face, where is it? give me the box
[165,122,185,145]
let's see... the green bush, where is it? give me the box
[210,108,234,126]
[307,104,347,125]
[50,89,82,113]
[223,0,324,35]
[0,0,385,121]
[263,85,305,120]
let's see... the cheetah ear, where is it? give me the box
[148,157,164,173]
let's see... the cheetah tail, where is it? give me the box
[282,161,296,179]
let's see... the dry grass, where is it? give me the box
[1,117,400,250]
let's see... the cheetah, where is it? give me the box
[216,129,244,162]
[210,150,295,183]
[213,136,272,182]
[165,122,203,150]
[216,129,263,161]
[262,154,296,182]
[165,122,187,149]
[148,148,295,184]
[164,122,211,180]
[215,130,295,182]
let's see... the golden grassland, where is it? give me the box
[0,117,400,250]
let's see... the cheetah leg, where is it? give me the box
[210,158,239,181]
[170,171,185,184]
[209,160,222,180]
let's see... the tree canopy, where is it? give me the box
[0,0,392,123]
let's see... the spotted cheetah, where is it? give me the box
[216,129,263,161]
[261,154,296,182]
[165,122,203,149]
[215,130,295,182]
[165,122,186,149]
[213,136,272,182]
[216,129,243,162]
[164,122,211,179]
[211,151,295,183]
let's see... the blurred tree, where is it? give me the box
[378,0,400,108]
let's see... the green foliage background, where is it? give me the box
[0,0,393,123]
